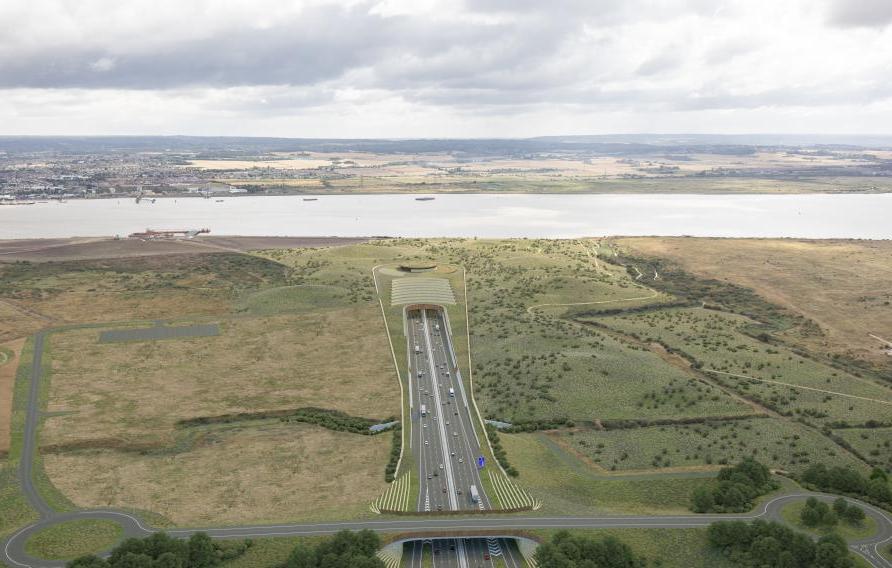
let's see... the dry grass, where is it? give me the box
[0,253,290,326]
[43,422,389,526]
[616,238,892,368]
[0,300,46,343]
[43,307,399,448]
[0,338,26,454]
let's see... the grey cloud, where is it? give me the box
[0,3,512,90]
[826,0,892,28]
[636,52,682,76]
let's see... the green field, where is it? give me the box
[24,519,123,560]
[500,431,715,514]
[591,308,892,428]
[834,427,892,471]
[559,417,869,474]
[779,501,879,541]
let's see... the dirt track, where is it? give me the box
[0,236,374,262]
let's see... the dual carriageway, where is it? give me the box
[404,306,525,567]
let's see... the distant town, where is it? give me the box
[2,135,892,203]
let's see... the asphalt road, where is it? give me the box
[407,307,494,567]
[403,537,523,568]
[4,328,892,568]
[408,308,491,518]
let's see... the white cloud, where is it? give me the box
[0,0,890,136]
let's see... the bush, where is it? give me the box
[384,426,402,482]
[68,532,250,568]
[802,464,892,507]
[801,497,837,528]
[283,530,383,568]
[708,520,855,568]
[691,457,778,513]
[486,424,519,477]
[534,531,645,568]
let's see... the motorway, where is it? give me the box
[4,328,892,567]
[406,307,494,566]
[404,537,524,568]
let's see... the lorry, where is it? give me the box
[469,485,479,503]
[421,404,427,417]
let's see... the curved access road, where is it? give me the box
[4,493,891,568]
[4,331,891,567]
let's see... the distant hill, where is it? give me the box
[0,133,890,156]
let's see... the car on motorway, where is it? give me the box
[427,474,432,479]
[439,463,444,469]
[425,440,429,445]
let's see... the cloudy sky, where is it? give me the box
[1,0,891,137]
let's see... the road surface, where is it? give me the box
[406,307,494,566]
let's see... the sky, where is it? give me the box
[1,0,891,137]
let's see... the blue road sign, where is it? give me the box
[477,456,485,469]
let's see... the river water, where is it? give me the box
[0,193,889,239]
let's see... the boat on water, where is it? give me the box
[303,198,318,201]
[415,197,435,201]
[215,199,224,202]
[0,200,36,205]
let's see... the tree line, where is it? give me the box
[68,530,384,568]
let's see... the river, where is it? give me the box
[0,193,889,239]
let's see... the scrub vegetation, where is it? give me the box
[4,236,891,544]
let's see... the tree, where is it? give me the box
[187,533,218,568]
[152,553,182,568]
[691,486,715,513]
[870,467,889,483]
[801,503,823,527]
[814,534,854,568]
[867,478,892,503]
[832,498,848,516]
[68,556,109,568]
[843,505,866,525]
[114,553,154,568]
[284,543,316,568]
[142,533,187,562]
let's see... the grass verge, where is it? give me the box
[779,501,879,541]
[24,519,123,560]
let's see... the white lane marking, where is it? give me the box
[433,310,490,510]
[422,310,458,511]
[456,538,469,568]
